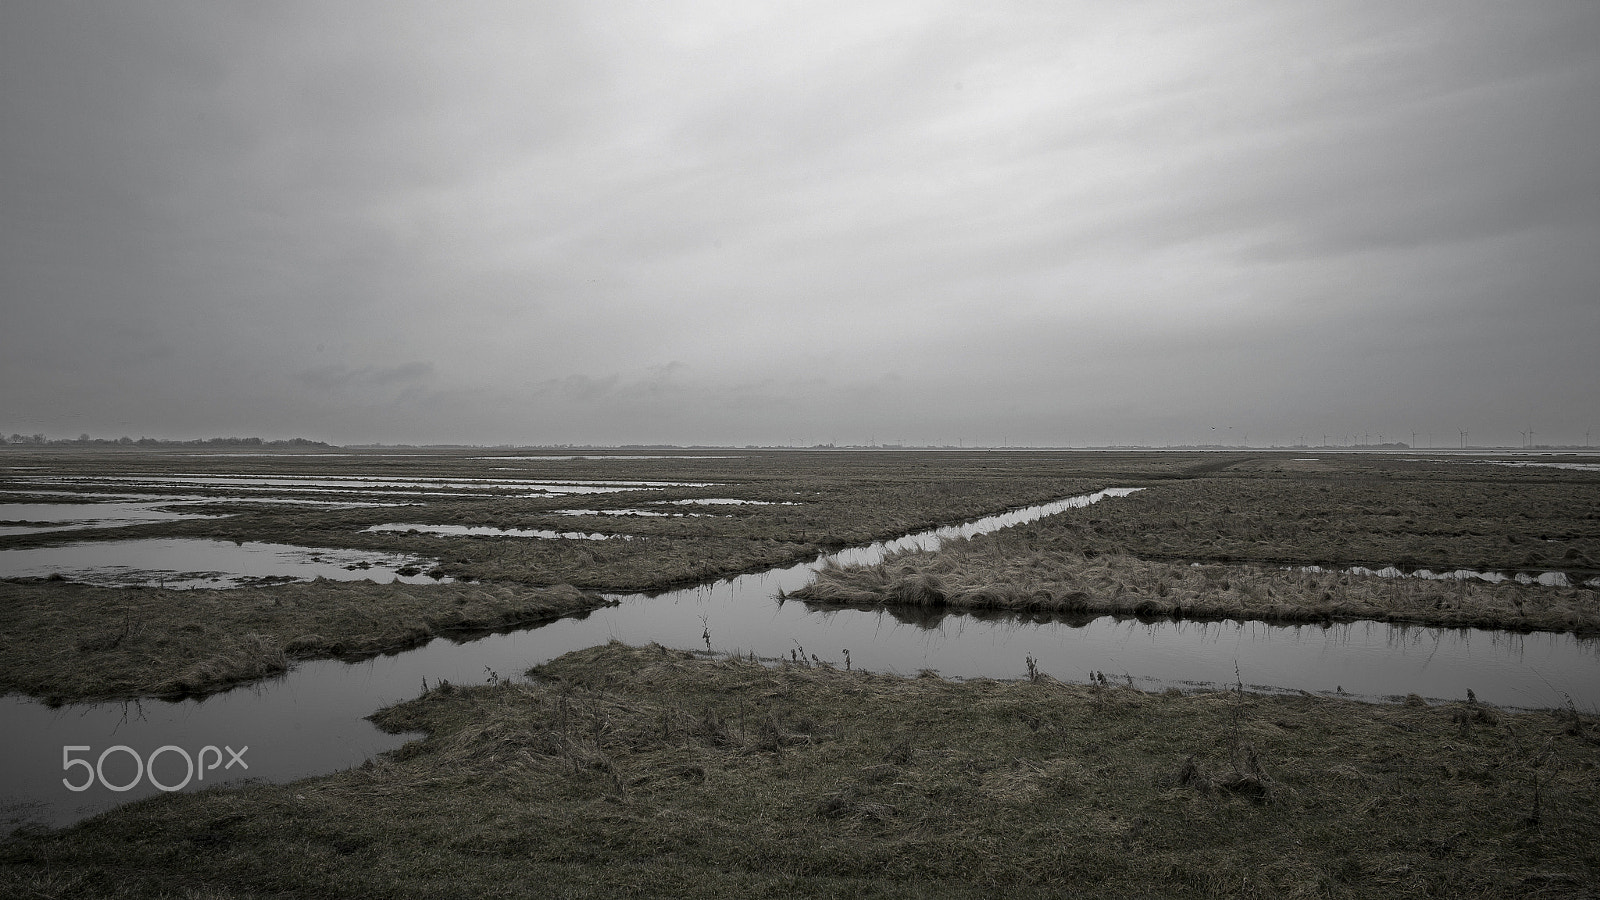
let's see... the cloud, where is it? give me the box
[2,2,1596,446]
[296,362,435,392]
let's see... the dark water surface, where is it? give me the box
[0,538,445,588]
[3,488,1595,831]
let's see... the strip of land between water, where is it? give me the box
[792,547,1600,637]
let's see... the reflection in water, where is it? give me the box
[651,498,798,506]
[476,455,743,461]
[0,539,445,588]
[362,524,630,541]
[0,502,223,536]
[2,487,1595,832]
[556,508,722,517]
[1293,564,1599,589]
[6,473,718,499]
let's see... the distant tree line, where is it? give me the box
[0,434,332,448]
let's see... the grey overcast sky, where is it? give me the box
[3,2,1596,447]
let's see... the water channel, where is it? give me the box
[2,488,1595,831]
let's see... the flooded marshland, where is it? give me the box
[0,538,445,589]
[362,523,629,541]
[0,501,222,536]
[2,448,1597,831]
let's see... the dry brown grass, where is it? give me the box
[4,642,1597,898]
[795,544,1600,634]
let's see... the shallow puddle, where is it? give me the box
[9,473,717,497]
[1403,457,1600,474]
[2,486,1596,832]
[361,524,629,541]
[477,455,742,461]
[652,498,798,506]
[0,502,223,536]
[555,508,720,517]
[0,539,445,588]
[1291,564,1600,589]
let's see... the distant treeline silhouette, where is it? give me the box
[1,434,331,448]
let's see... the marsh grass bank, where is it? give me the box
[0,580,605,704]
[4,643,1596,898]
[793,469,1600,635]
[793,545,1600,635]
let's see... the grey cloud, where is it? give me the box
[536,374,622,404]
[297,362,435,391]
[3,2,1596,447]
[533,363,691,406]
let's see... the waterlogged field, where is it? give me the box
[1,447,1129,591]
[1,447,1596,703]
[2,447,1598,897]
[0,447,1152,701]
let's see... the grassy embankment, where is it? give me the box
[0,580,605,704]
[795,457,1600,635]
[4,643,1597,898]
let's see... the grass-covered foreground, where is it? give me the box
[5,643,1597,898]
[0,580,606,703]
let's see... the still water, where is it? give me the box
[0,501,222,536]
[0,539,444,589]
[2,488,1595,831]
[362,524,630,541]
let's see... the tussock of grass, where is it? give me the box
[0,580,606,703]
[4,643,1597,898]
